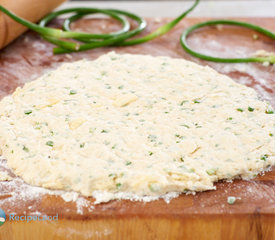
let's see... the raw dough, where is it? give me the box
[0,52,274,203]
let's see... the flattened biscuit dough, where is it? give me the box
[0,52,274,203]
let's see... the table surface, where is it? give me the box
[1,1,275,238]
[61,0,275,17]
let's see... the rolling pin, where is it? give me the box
[0,0,66,49]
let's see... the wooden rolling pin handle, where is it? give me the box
[0,0,66,49]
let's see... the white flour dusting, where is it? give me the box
[0,156,93,214]
[0,156,184,213]
[92,190,181,204]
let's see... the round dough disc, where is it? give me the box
[0,52,274,203]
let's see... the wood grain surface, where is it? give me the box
[0,17,274,240]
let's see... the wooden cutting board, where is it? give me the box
[0,17,274,240]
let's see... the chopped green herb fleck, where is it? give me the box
[23,145,29,152]
[80,143,85,148]
[111,144,117,149]
[101,71,107,76]
[126,161,132,166]
[101,129,109,133]
[269,133,273,137]
[193,99,201,104]
[260,154,268,161]
[34,122,41,130]
[248,107,254,112]
[194,123,202,128]
[227,117,233,120]
[206,168,216,176]
[227,196,236,205]
[180,100,188,106]
[118,85,124,89]
[265,110,274,114]
[46,141,54,147]
[69,89,77,95]
[89,128,95,134]
[108,173,116,177]
[148,135,157,142]
[149,151,153,156]
[24,110,32,115]
[237,108,244,112]
[116,183,122,189]
[149,183,159,192]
